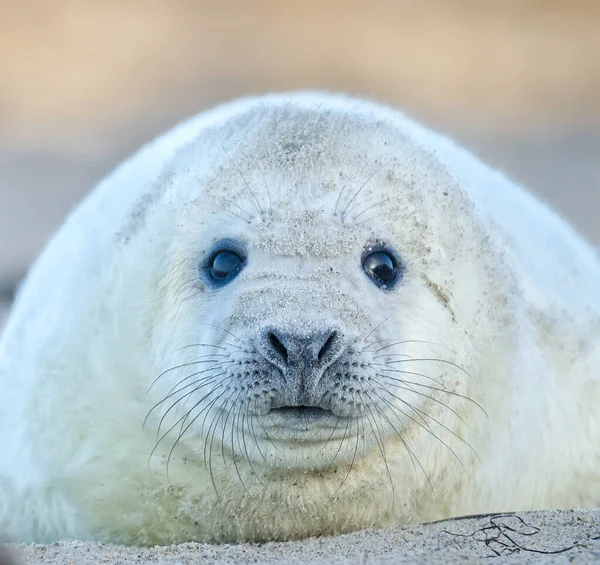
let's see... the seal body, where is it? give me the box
[0,93,598,545]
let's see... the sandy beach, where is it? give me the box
[5,510,600,564]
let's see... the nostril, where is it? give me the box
[318,331,337,362]
[268,331,288,363]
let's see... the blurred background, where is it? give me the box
[1,0,599,323]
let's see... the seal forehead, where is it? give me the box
[160,97,471,278]
[189,104,427,253]
[222,103,398,173]
[251,209,370,258]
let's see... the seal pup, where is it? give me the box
[0,93,598,545]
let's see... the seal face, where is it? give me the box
[0,93,599,545]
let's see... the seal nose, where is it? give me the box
[265,328,340,369]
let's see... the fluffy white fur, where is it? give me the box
[0,93,598,545]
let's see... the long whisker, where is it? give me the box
[316,407,342,458]
[334,161,370,217]
[168,387,231,474]
[378,356,473,378]
[204,387,238,499]
[326,415,351,472]
[335,413,361,494]
[365,339,443,353]
[350,192,414,221]
[372,381,471,465]
[238,395,266,489]
[164,362,236,396]
[170,325,242,348]
[148,355,231,392]
[359,310,400,344]
[355,210,404,226]
[251,396,282,457]
[221,143,265,220]
[231,390,254,494]
[355,386,395,505]
[144,365,230,430]
[218,204,253,225]
[246,397,275,472]
[364,390,429,491]
[169,340,241,355]
[153,372,226,438]
[147,379,230,466]
[377,372,469,427]
[341,159,393,221]
[369,363,446,388]
[377,370,487,416]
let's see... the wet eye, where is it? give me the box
[201,239,247,287]
[363,249,401,288]
[209,251,244,282]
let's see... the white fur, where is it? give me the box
[0,93,598,545]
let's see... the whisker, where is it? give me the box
[364,339,443,353]
[153,373,225,438]
[220,205,253,225]
[218,388,238,471]
[335,413,361,494]
[350,192,415,221]
[238,396,266,488]
[377,370,487,416]
[369,363,446,388]
[381,379,479,461]
[247,397,276,467]
[359,310,400,344]
[377,381,433,431]
[204,388,238,499]
[306,410,335,442]
[169,340,241,355]
[334,161,370,217]
[355,210,402,226]
[341,159,394,222]
[364,390,427,490]
[377,372,469,427]
[355,386,396,505]
[144,365,229,431]
[169,387,231,474]
[177,325,242,345]
[374,387,447,506]
[148,356,230,392]
[221,142,265,220]
[326,415,351,472]
[316,409,342,458]
[373,387,465,476]
[147,379,230,466]
[251,397,282,457]
[164,362,235,396]
[230,390,253,494]
[380,357,472,377]
[372,382,471,466]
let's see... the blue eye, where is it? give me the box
[202,240,246,286]
[362,248,402,289]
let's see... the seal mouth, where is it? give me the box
[267,406,337,430]
[270,406,331,419]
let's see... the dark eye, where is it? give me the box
[204,245,246,286]
[209,251,244,281]
[363,250,401,288]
